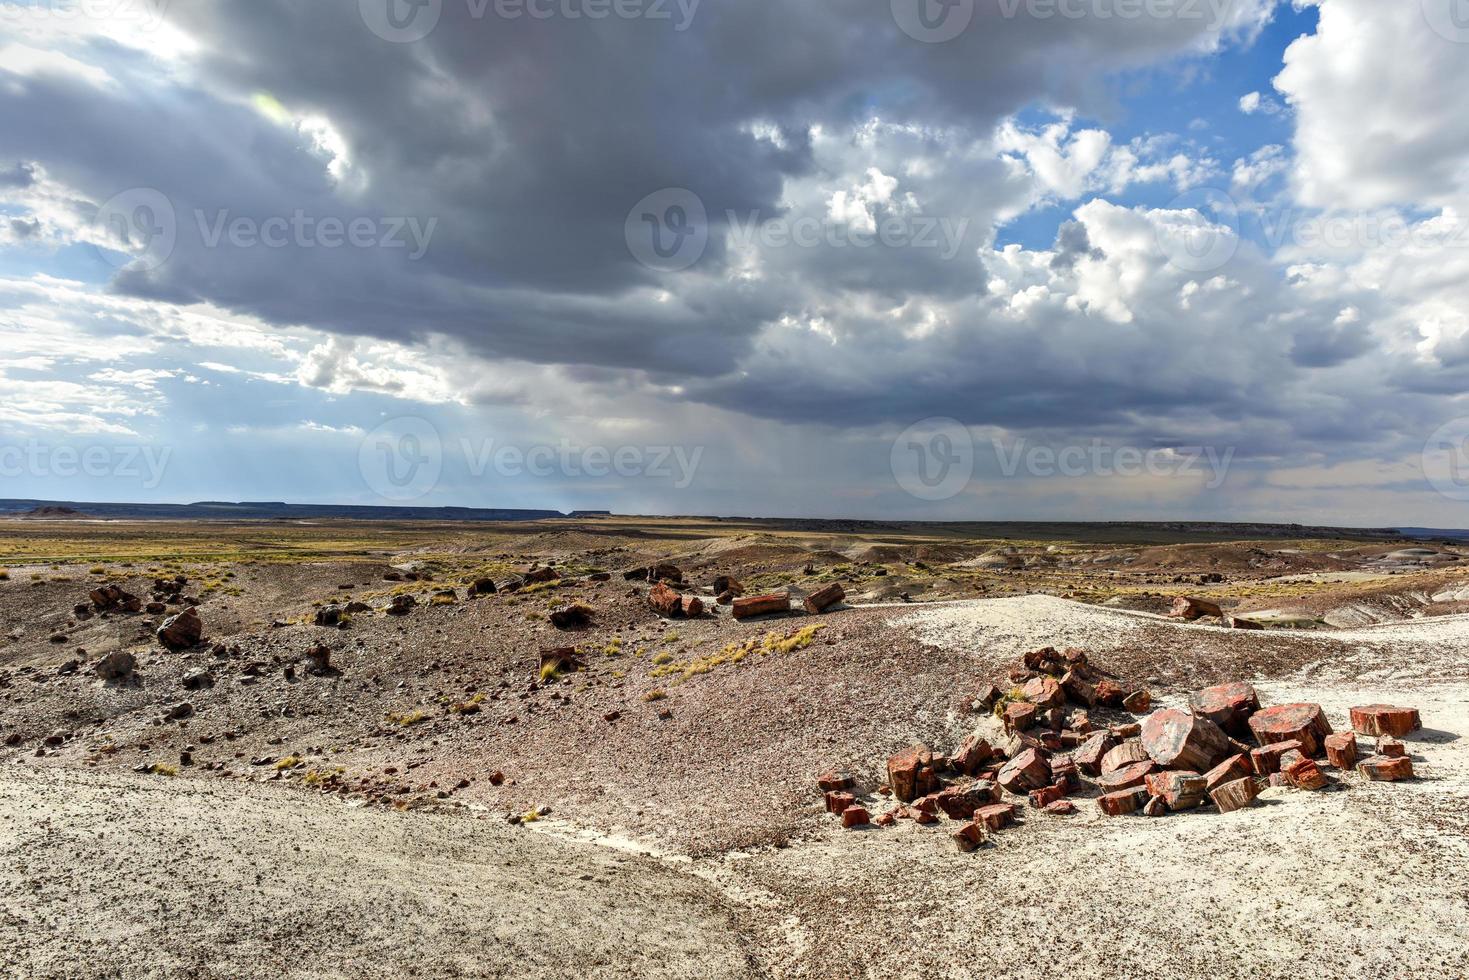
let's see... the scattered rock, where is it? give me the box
[93,651,136,681]
[158,608,203,650]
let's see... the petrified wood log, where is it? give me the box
[1324,732,1358,770]
[1248,703,1333,755]
[1101,739,1150,775]
[1358,755,1414,781]
[1349,705,1421,738]
[731,593,790,619]
[1188,681,1260,736]
[1203,753,1252,792]
[1142,708,1231,772]
[802,582,845,615]
[996,748,1052,794]
[1209,776,1260,813]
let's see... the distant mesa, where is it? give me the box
[20,505,86,519]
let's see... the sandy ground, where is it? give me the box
[0,766,759,980]
[3,588,1467,979]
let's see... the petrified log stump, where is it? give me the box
[1141,708,1232,772]
[1170,596,1223,620]
[1210,776,1260,813]
[1188,681,1261,736]
[1248,703,1333,755]
[1004,701,1039,733]
[731,593,790,619]
[1324,732,1358,770]
[648,581,683,617]
[802,582,845,615]
[1349,705,1421,738]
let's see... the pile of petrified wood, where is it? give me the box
[818,646,1422,850]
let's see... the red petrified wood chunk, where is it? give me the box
[1210,776,1260,813]
[1358,755,1415,781]
[802,582,845,614]
[1324,732,1358,770]
[1122,689,1152,714]
[1110,722,1142,739]
[817,771,855,792]
[974,803,1018,831]
[1248,703,1333,756]
[1282,754,1328,790]
[1061,670,1097,707]
[1023,676,1064,709]
[1376,736,1406,758]
[1170,596,1223,620]
[1146,771,1208,810]
[1099,760,1157,792]
[731,593,790,619]
[875,812,897,827]
[974,684,1003,710]
[1101,739,1151,775]
[680,595,705,618]
[1043,799,1077,816]
[1249,739,1303,777]
[1349,705,1421,738]
[841,806,870,828]
[1188,681,1261,736]
[1094,679,1126,708]
[1141,708,1232,772]
[952,821,987,852]
[824,791,856,814]
[1142,795,1167,817]
[953,734,995,776]
[1074,732,1115,776]
[1003,701,1039,733]
[1203,753,1252,792]
[1028,784,1065,809]
[1024,646,1068,674]
[935,782,999,820]
[996,748,1052,794]
[886,745,940,803]
[1097,787,1149,816]
[1050,757,1078,790]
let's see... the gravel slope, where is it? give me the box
[0,766,760,980]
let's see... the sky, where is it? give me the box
[3,0,1469,524]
